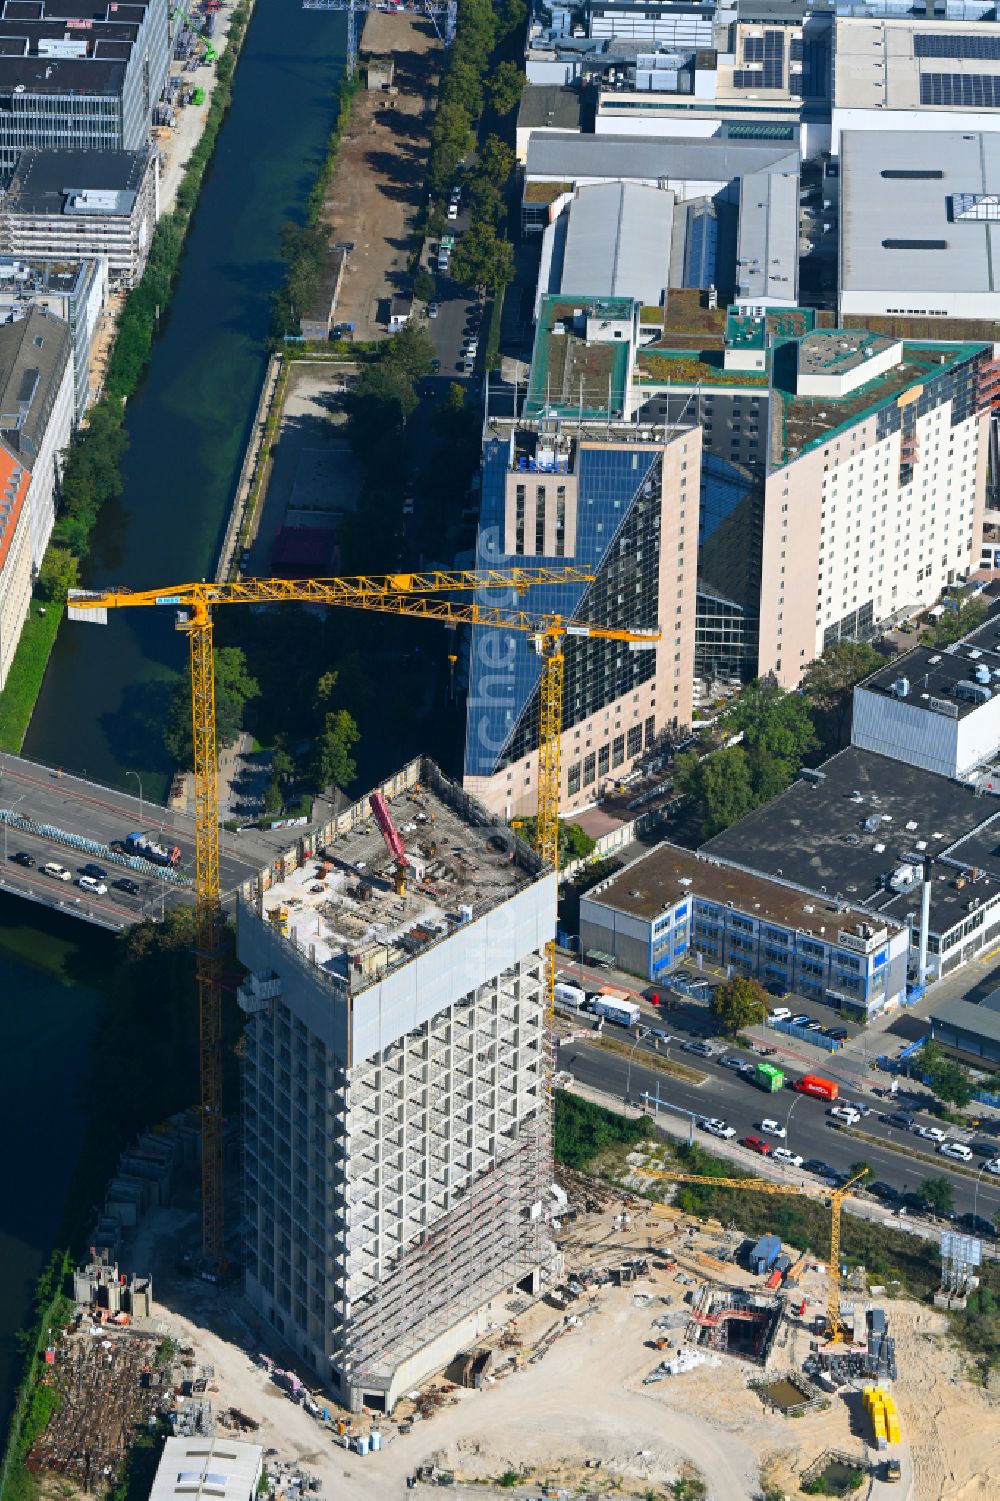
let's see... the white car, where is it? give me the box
[43,862,71,882]
[913,1125,947,1143]
[760,1118,787,1138]
[769,1007,792,1021]
[937,1141,973,1162]
[772,1148,804,1167]
[828,1105,861,1125]
[984,1158,1000,1176]
[447,203,458,221]
[700,1117,737,1140]
[78,875,108,895]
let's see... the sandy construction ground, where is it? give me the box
[117,1179,1000,1501]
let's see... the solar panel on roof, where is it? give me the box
[915,32,1000,59]
[743,35,764,61]
[921,71,1000,106]
[790,36,804,61]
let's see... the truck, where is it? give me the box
[592,995,641,1028]
[124,831,182,867]
[793,1073,839,1101]
[754,1062,785,1092]
[554,981,586,1012]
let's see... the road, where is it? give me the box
[0,752,312,929]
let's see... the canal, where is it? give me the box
[0,895,109,1437]
[24,0,346,800]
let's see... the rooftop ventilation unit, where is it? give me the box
[892,677,910,698]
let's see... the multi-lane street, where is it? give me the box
[557,971,1000,1237]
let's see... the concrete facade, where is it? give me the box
[237,759,558,1413]
[0,443,32,689]
[0,257,107,423]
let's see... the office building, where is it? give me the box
[237,758,558,1412]
[2,149,158,288]
[0,439,32,688]
[0,302,72,568]
[831,15,1000,151]
[0,0,170,172]
[839,130,1000,323]
[930,990,1000,1064]
[580,837,909,1018]
[0,256,106,422]
[515,84,584,162]
[464,302,699,820]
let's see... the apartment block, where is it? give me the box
[0,0,170,171]
[0,302,72,569]
[0,256,107,423]
[759,328,994,685]
[0,440,32,688]
[237,759,558,1413]
[2,149,158,288]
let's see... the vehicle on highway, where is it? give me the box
[753,1061,785,1091]
[10,851,34,867]
[885,1110,915,1129]
[651,1027,670,1043]
[803,1158,838,1179]
[428,302,440,319]
[78,875,107,895]
[938,1140,973,1161]
[869,1181,901,1203]
[759,1118,786,1138]
[592,991,641,1027]
[828,1105,861,1124]
[79,862,109,880]
[985,1159,1000,1176]
[113,877,142,896]
[769,1006,792,1021]
[699,1118,736,1139]
[554,980,586,1010]
[968,1138,997,1156]
[772,1148,804,1167]
[43,862,71,881]
[681,1040,716,1057]
[742,1135,772,1155]
[719,1054,744,1070]
[913,1124,947,1143]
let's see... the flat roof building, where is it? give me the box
[558,182,675,307]
[237,758,558,1412]
[0,301,72,568]
[149,1439,263,1501]
[0,0,170,171]
[515,83,585,161]
[839,130,1000,323]
[1,148,158,287]
[832,16,1000,151]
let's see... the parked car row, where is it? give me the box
[769,1006,849,1042]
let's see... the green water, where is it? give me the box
[24,0,346,800]
[0,896,109,1436]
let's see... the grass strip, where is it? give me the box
[0,601,63,752]
[591,1034,708,1086]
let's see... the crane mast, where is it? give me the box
[69,568,657,1270]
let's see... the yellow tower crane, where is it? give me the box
[633,1164,869,1340]
[68,569,659,1269]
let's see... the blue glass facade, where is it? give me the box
[464,434,665,780]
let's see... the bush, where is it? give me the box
[554,1092,654,1170]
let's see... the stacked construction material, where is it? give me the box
[863,1386,902,1449]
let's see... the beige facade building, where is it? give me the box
[758,329,994,686]
[0,442,32,689]
[464,410,699,821]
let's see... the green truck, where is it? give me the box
[754,1062,785,1092]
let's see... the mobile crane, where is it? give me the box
[68,568,659,1268]
[634,1164,869,1340]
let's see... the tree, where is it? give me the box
[849,1160,873,1185]
[918,1175,955,1216]
[488,63,524,115]
[710,976,768,1037]
[727,678,818,772]
[386,320,435,381]
[801,640,884,748]
[478,134,516,186]
[922,1041,974,1108]
[412,267,435,303]
[513,816,596,865]
[450,220,514,292]
[163,646,259,768]
[925,598,987,647]
[311,708,360,792]
[35,544,79,603]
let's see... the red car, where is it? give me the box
[741,1135,772,1156]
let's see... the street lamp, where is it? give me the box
[625,1034,642,1105]
[973,1162,990,1229]
[126,770,143,827]
[2,793,27,862]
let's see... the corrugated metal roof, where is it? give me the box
[525,131,799,184]
[560,182,674,304]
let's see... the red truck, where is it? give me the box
[793,1074,839,1101]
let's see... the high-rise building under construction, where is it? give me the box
[236,757,558,1413]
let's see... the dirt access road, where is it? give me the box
[326,13,441,340]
